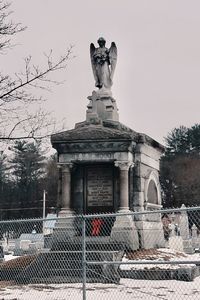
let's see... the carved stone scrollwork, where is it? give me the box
[61,163,73,172]
[114,161,134,171]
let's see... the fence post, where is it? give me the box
[82,215,86,300]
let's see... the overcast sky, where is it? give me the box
[3,0,200,144]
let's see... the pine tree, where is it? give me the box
[9,140,46,218]
[160,124,200,208]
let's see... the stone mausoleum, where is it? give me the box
[51,37,165,250]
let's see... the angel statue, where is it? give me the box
[90,37,117,90]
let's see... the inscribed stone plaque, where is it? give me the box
[86,166,113,207]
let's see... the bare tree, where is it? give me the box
[0,1,72,142]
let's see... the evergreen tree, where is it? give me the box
[160,124,200,208]
[164,126,189,155]
[0,153,8,219]
[9,140,46,218]
[44,154,58,212]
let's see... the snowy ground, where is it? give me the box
[0,278,200,300]
[121,248,200,270]
[1,249,200,299]
[4,254,20,262]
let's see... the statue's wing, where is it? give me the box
[90,43,98,83]
[109,42,117,80]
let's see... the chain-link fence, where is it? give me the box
[0,206,200,299]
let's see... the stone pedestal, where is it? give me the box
[182,239,194,254]
[86,90,119,122]
[111,214,139,250]
[135,220,165,249]
[169,236,184,252]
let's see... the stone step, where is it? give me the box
[50,236,126,251]
[16,246,123,284]
[30,275,116,284]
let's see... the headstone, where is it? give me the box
[192,224,197,238]
[191,224,200,250]
[179,204,194,254]
[179,204,190,239]
[169,236,184,252]
[20,240,31,251]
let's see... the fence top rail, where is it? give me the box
[0,206,200,224]
[83,206,200,219]
[0,216,58,225]
[87,260,200,265]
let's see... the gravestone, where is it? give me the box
[179,204,194,254]
[51,37,165,250]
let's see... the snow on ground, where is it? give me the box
[4,253,20,262]
[121,248,200,270]
[1,278,200,300]
[1,249,200,299]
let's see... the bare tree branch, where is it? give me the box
[0,0,25,51]
[0,1,73,142]
[0,46,73,100]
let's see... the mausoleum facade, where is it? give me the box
[51,37,165,250]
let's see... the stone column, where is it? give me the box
[111,160,139,250]
[53,163,76,242]
[56,165,62,209]
[115,161,133,211]
[61,164,73,212]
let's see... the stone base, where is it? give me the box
[192,237,200,250]
[51,210,77,249]
[135,220,165,249]
[16,237,124,284]
[111,213,139,250]
[86,90,119,122]
[168,236,195,254]
[169,236,184,252]
[183,239,195,254]
[120,265,199,282]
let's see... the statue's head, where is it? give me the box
[97,37,106,47]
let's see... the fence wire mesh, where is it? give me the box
[0,206,200,299]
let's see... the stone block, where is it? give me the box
[114,151,133,162]
[20,240,31,251]
[133,192,144,206]
[139,164,154,179]
[177,266,198,281]
[140,153,159,170]
[52,210,77,249]
[111,214,139,250]
[169,236,184,252]
[192,237,200,249]
[135,220,165,249]
[86,91,119,122]
[134,177,145,192]
[144,210,162,222]
[182,239,195,254]
[132,206,145,221]
[136,143,162,161]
